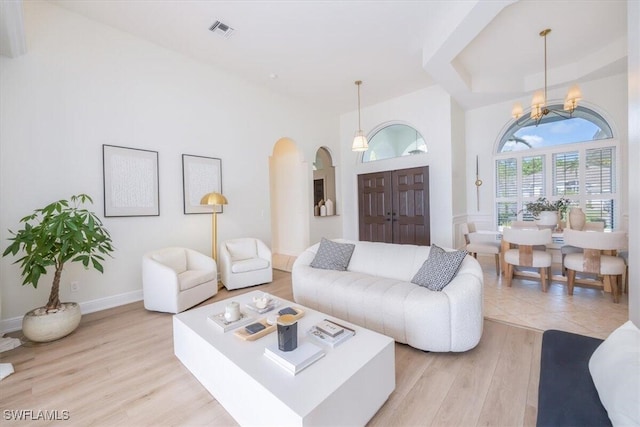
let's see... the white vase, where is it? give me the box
[325,199,334,216]
[536,211,559,230]
[569,207,586,230]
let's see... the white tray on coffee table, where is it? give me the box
[173,290,395,426]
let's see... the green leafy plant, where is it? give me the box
[521,197,571,218]
[2,194,114,312]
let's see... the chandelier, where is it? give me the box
[351,80,368,152]
[511,28,582,127]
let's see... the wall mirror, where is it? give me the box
[313,147,336,216]
[362,123,427,162]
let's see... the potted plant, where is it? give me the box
[521,197,571,229]
[2,194,114,342]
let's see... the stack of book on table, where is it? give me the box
[264,342,325,375]
[307,319,355,348]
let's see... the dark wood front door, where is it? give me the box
[358,171,393,243]
[358,166,430,246]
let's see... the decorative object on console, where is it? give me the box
[103,145,159,217]
[568,207,586,230]
[325,198,334,216]
[200,191,228,261]
[511,28,582,127]
[309,238,356,271]
[411,245,468,291]
[351,80,368,152]
[2,194,114,342]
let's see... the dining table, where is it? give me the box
[496,226,622,294]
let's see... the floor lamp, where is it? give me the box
[200,192,228,261]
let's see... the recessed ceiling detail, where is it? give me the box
[209,20,234,38]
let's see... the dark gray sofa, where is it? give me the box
[537,329,611,426]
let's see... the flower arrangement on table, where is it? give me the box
[521,197,571,218]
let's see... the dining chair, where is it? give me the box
[618,250,629,294]
[561,221,606,276]
[461,222,501,275]
[562,229,627,303]
[502,228,553,292]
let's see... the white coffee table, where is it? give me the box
[173,290,395,426]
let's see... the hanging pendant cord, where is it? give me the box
[356,80,362,130]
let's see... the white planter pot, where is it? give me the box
[535,211,559,230]
[22,302,81,342]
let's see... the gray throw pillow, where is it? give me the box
[411,244,467,291]
[310,238,356,271]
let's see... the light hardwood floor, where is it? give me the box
[1,269,542,427]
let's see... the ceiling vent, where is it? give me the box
[209,20,234,39]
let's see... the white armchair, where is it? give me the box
[142,247,218,313]
[219,238,273,290]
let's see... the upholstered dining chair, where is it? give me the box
[618,250,629,294]
[563,229,627,303]
[461,222,501,275]
[502,228,553,292]
[142,247,218,313]
[560,221,606,276]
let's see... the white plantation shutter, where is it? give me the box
[553,152,579,196]
[496,158,517,227]
[496,158,517,198]
[585,147,615,194]
[521,155,544,198]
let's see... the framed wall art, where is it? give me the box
[102,144,160,217]
[182,154,223,214]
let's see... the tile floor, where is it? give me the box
[478,255,629,339]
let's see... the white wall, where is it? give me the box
[339,86,457,248]
[627,0,639,326]
[0,1,336,325]
[269,139,311,256]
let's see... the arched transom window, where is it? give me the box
[495,105,618,229]
[362,123,427,162]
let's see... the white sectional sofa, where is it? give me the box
[292,240,484,352]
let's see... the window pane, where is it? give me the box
[553,152,579,196]
[497,202,518,228]
[496,158,517,198]
[362,124,426,162]
[585,147,615,194]
[521,155,544,197]
[585,199,614,230]
[498,105,613,152]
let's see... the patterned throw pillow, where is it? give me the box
[411,244,467,291]
[310,238,356,271]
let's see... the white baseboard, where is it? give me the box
[0,290,143,334]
